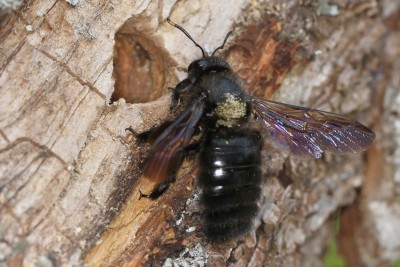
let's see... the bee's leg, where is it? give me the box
[139,182,171,199]
[139,142,200,200]
[126,120,175,143]
[171,78,193,108]
[125,126,136,135]
[138,167,181,200]
[125,126,151,142]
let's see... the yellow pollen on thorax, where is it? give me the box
[215,93,247,127]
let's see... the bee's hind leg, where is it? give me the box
[138,182,172,200]
[138,171,179,200]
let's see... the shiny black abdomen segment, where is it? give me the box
[198,129,262,242]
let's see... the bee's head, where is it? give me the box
[187,57,230,79]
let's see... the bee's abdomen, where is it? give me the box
[199,130,262,242]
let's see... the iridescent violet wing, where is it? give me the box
[250,97,375,158]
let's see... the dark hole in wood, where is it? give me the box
[111,33,164,104]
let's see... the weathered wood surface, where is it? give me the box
[0,0,399,266]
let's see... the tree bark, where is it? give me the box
[0,0,399,266]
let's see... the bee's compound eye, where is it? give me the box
[188,61,196,72]
[188,59,210,72]
[188,60,199,71]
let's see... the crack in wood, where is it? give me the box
[1,67,64,129]
[0,137,69,169]
[36,48,106,99]
[99,122,132,146]
[0,34,28,74]
[0,128,10,143]
[1,202,27,232]
[92,56,113,90]
[6,157,51,229]
[60,88,90,131]
[0,0,58,73]
[1,152,47,203]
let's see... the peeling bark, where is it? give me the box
[1,0,399,267]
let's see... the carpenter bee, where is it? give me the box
[137,18,375,242]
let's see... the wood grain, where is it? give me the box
[1,0,399,266]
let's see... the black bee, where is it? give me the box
[137,18,375,242]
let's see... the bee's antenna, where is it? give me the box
[211,29,233,56]
[167,17,206,58]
